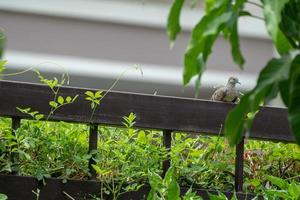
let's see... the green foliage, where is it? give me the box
[263,175,300,199]
[167,0,245,86]
[224,55,292,145]
[16,107,44,121]
[85,90,103,110]
[171,133,235,190]
[147,166,202,200]
[85,90,104,122]
[167,0,300,146]
[92,113,165,199]
[0,115,299,198]
[0,118,90,182]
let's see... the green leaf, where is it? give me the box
[166,179,180,200]
[262,0,291,54]
[279,0,300,49]
[147,188,158,200]
[92,164,110,175]
[0,193,8,200]
[279,80,290,106]
[288,55,300,145]
[148,170,163,192]
[66,96,72,103]
[228,21,244,68]
[204,0,227,13]
[224,93,250,145]
[183,2,232,85]
[183,188,203,200]
[225,56,292,145]
[264,190,290,199]
[57,96,64,105]
[16,107,31,114]
[288,182,300,198]
[204,0,215,13]
[267,175,288,190]
[49,101,58,108]
[137,131,147,144]
[230,193,237,200]
[208,192,228,200]
[164,166,175,185]
[0,60,7,73]
[85,91,94,98]
[35,114,44,121]
[167,0,184,43]
[95,91,103,98]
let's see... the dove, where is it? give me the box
[211,76,241,103]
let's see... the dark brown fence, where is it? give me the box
[0,80,295,200]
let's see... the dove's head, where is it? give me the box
[227,76,241,86]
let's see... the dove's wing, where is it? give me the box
[213,84,225,89]
[211,87,227,101]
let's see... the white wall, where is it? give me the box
[0,0,275,99]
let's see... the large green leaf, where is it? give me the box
[224,93,250,145]
[148,170,163,192]
[167,0,185,43]
[288,55,300,145]
[280,0,300,49]
[226,0,246,69]
[262,0,291,54]
[183,2,231,85]
[225,56,292,145]
[166,179,180,200]
[279,79,290,107]
[228,21,244,68]
[183,0,247,86]
[267,175,288,190]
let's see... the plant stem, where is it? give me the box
[88,65,143,122]
[62,191,76,200]
[247,0,263,9]
[0,66,35,77]
[250,15,264,21]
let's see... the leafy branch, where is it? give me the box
[167,0,300,145]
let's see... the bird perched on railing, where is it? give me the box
[211,76,241,103]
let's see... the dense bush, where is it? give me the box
[0,115,299,199]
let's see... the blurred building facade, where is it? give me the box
[0,0,277,101]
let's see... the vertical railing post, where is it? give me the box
[88,124,98,180]
[162,130,172,177]
[11,117,21,175]
[235,137,245,192]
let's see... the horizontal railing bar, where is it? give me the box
[0,80,295,142]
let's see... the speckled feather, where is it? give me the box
[211,77,241,103]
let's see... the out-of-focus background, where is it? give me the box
[0,0,280,103]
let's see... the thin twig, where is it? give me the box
[89,65,143,122]
[62,191,76,200]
